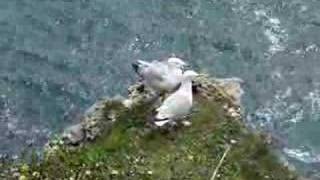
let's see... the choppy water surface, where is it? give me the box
[0,0,320,177]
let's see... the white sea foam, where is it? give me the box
[252,87,303,132]
[284,148,320,164]
[303,88,320,121]
[254,9,288,56]
[252,86,320,164]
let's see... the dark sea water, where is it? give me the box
[0,0,320,177]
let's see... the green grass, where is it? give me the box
[0,95,297,180]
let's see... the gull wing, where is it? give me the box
[139,60,168,81]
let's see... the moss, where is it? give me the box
[0,92,298,180]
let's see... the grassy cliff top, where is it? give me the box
[0,76,297,180]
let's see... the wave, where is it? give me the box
[284,148,320,164]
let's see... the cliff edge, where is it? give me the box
[0,75,298,180]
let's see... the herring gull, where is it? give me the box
[132,57,187,93]
[154,70,198,126]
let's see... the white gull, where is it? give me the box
[132,57,187,93]
[154,70,198,126]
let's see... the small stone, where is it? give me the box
[122,99,133,108]
[95,162,102,167]
[228,108,240,117]
[111,169,119,175]
[58,139,64,145]
[85,170,91,175]
[62,124,84,145]
[181,120,192,127]
[12,172,20,178]
[187,155,194,160]
[32,171,40,177]
[108,112,117,122]
[231,112,239,117]
[147,170,153,175]
[228,108,235,113]
[88,120,97,127]
[86,127,101,140]
[19,175,27,180]
[20,164,29,173]
[230,139,237,144]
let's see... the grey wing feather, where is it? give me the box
[142,61,168,81]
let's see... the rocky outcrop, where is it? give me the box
[62,124,84,145]
[57,74,243,146]
[54,99,119,147]
[55,74,244,148]
[3,73,300,180]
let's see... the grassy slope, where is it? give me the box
[1,92,297,180]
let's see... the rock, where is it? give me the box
[215,77,244,106]
[85,170,91,175]
[181,120,192,127]
[84,99,107,117]
[228,108,240,118]
[51,73,244,148]
[193,75,244,106]
[85,126,100,141]
[112,94,125,101]
[62,124,84,145]
[108,112,117,122]
[19,175,27,180]
[12,172,20,178]
[122,99,133,108]
[127,82,155,106]
[79,99,117,142]
[32,171,40,178]
[230,139,237,144]
[111,169,119,175]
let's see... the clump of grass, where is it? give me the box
[1,95,297,180]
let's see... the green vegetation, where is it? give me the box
[0,95,297,180]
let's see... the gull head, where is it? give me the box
[167,57,187,68]
[183,70,199,80]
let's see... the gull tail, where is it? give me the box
[131,62,140,74]
[154,119,171,127]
